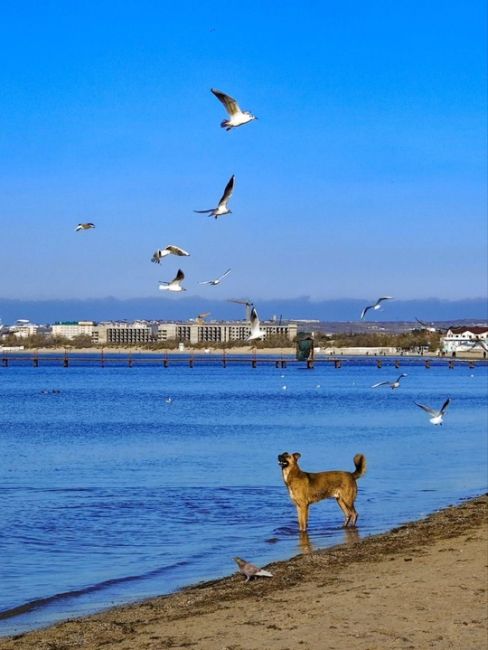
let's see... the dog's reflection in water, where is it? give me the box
[343,526,361,545]
[299,531,314,554]
[298,527,361,555]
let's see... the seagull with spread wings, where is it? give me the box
[247,306,265,341]
[415,397,451,425]
[199,268,232,286]
[371,373,407,390]
[151,245,190,264]
[194,175,235,219]
[360,296,394,320]
[75,223,95,232]
[158,269,186,292]
[211,89,257,131]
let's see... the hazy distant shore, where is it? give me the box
[2,495,486,649]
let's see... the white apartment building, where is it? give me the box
[157,321,298,345]
[51,321,95,339]
[441,326,488,354]
[92,321,158,345]
[9,321,41,339]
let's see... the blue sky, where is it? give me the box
[1,0,486,303]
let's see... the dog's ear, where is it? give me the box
[292,452,301,461]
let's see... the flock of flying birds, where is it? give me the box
[74,87,454,417]
[74,89,268,341]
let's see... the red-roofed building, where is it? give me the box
[442,326,488,354]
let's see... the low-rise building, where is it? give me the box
[92,321,158,345]
[157,320,297,345]
[51,321,95,339]
[441,326,488,354]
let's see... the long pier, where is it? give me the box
[0,352,483,369]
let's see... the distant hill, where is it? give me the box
[0,296,486,325]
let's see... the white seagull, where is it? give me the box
[415,397,451,426]
[75,223,95,232]
[199,268,232,286]
[151,245,190,264]
[194,175,235,219]
[247,306,265,341]
[211,89,257,131]
[158,269,186,292]
[234,557,273,583]
[360,296,394,320]
[371,373,407,389]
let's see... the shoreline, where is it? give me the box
[1,346,485,359]
[2,493,486,649]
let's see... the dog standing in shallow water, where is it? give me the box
[277,452,367,531]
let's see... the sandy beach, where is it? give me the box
[2,494,486,650]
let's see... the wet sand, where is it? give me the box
[2,494,486,650]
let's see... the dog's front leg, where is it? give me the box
[296,503,309,532]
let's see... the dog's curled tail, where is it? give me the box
[352,453,367,479]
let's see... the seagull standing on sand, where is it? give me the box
[211,89,257,131]
[199,269,232,286]
[151,245,190,264]
[247,306,265,341]
[360,296,394,320]
[75,223,95,232]
[234,557,273,582]
[194,175,235,219]
[371,373,408,390]
[415,397,451,425]
[158,269,186,292]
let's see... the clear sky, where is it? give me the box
[1,0,486,303]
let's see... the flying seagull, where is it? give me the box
[194,175,235,219]
[360,296,394,320]
[199,268,232,286]
[75,223,95,232]
[234,557,273,583]
[415,397,451,425]
[158,269,186,292]
[371,373,407,389]
[211,89,257,131]
[151,245,190,264]
[247,306,265,341]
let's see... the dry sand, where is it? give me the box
[2,494,487,650]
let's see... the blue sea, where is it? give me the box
[0,356,487,636]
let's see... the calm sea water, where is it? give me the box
[0,357,487,635]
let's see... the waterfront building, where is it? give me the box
[92,321,158,345]
[157,320,297,345]
[51,321,95,339]
[441,326,488,354]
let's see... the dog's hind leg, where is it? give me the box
[337,496,353,527]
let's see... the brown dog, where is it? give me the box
[277,452,366,530]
